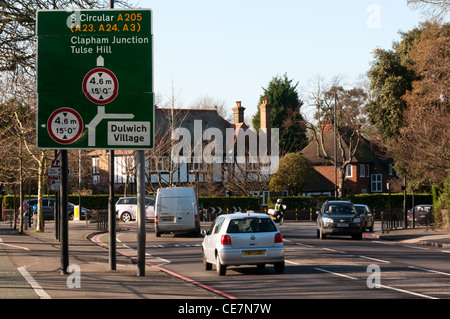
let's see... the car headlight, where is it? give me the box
[322,217,334,224]
[353,218,361,223]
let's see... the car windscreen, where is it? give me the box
[325,203,357,215]
[227,217,277,233]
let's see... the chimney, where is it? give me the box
[232,101,245,124]
[259,98,271,154]
[259,98,271,130]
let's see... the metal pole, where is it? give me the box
[137,150,146,276]
[108,0,117,272]
[403,176,407,229]
[60,150,69,274]
[109,150,116,270]
[55,150,60,241]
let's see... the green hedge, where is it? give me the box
[2,194,261,212]
[2,193,432,213]
[268,193,432,211]
[1,194,123,210]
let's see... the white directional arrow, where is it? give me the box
[86,106,134,146]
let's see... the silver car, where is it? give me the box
[201,212,285,276]
[116,197,155,222]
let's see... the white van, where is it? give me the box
[154,187,200,237]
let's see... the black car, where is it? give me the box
[354,204,375,232]
[23,198,91,221]
[316,200,363,240]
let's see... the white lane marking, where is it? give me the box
[18,266,51,299]
[296,243,314,248]
[314,267,358,280]
[402,245,430,250]
[409,266,450,277]
[372,240,395,245]
[322,247,346,254]
[0,238,30,251]
[375,284,438,299]
[315,267,439,299]
[359,255,391,264]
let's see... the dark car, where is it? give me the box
[354,204,375,232]
[407,204,433,226]
[316,200,363,240]
[23,198,91,221]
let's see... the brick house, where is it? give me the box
[86,100,274,200]
[300,127,399,197]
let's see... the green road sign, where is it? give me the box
[36,9,153,149]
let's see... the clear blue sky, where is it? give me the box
[134,0,425,120]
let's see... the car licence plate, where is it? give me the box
[242,250,266,256]
[161,217,174,222]
[336,223,349,227]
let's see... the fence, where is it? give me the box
[91,210,108,231]
[0,209,15,229]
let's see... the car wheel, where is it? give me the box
[274,261,285,274]
[68,213,74,220]
[216,254,226,276]
[203,251,212,271]
[121,212,132,223]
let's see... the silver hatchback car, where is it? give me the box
[116,197,155,222]
[201,212,285,276]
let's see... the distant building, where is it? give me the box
[300,126,400,197]
[87,100,275,203]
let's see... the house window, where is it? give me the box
[92,157,100,183]
[115,155,135,184]
[371,174,382,193]
[359,164,365,177]
[345,164,353,178]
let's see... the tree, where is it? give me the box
[393,22,450,186]
[366,26,421,141]
[252,74,307,154]
[407,0,450,20]
[306,76,368,198]
[269,153,315,196]
[367,21,449,188]
[189,95,231,122]
[0,0,132,74]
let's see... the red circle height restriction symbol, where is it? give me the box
[82,67,119,104]
[47,108,83,144]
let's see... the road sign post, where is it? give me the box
[37,8,154,275]
[36,9,154,150]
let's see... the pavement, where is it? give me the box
[0,220,449,299]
